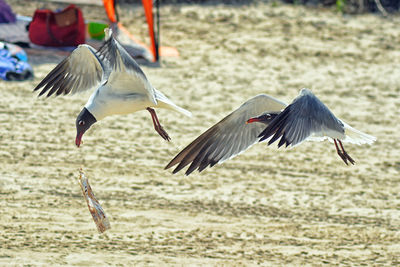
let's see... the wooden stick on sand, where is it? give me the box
[77,168,111,233]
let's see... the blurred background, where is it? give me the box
[0,0,399,266]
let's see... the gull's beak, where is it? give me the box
[75,132,84,147]
[246,115,264,124]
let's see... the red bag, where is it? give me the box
[28,5,85,47]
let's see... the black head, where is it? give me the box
[75,108,97,147]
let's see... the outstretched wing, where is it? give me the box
[258,88,345,147]
[165,94,287,175]
[99,29,157,104]
[33,44,104,97]
[33,28,156,103]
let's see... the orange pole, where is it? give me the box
[141,0,157,61]
[103,0,117,23]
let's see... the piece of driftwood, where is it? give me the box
[77,169,111,233]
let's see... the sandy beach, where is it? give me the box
[1,1,400,265]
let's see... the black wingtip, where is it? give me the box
[184,169,194,176]
[197,163,209,173]
[38,89,46,97]
[172,164,184,174]
[277,136,286,148]
[166,156,184,173]
[268,132,281,145]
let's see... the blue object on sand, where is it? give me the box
[0,42,33,81]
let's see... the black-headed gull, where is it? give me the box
[34,29,191,147]
[166,88,375,175]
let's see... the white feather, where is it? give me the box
[341,121,376,145]
[153,89,192,117]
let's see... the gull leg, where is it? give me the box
[338,140,355,165]
[147,108,171,142]
[334,139,348,165]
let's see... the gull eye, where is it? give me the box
[79,120,85,126]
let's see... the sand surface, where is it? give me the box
[1,1,400,266]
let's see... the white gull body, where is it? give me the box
[34,28,190,145]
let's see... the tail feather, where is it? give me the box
[342,121,376,145]
[154,88,192,117]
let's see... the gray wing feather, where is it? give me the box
[100,33,157,104]
[33,44,104,97]
[33,32,151,99]
[96,34,147,78]
[259,90,344,147]
[165,94,287,175]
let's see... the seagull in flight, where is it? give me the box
[34,28,191,147]
[165,88,375,175]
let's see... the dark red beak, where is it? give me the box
[75,132,83,147]
[246,116,263,124]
